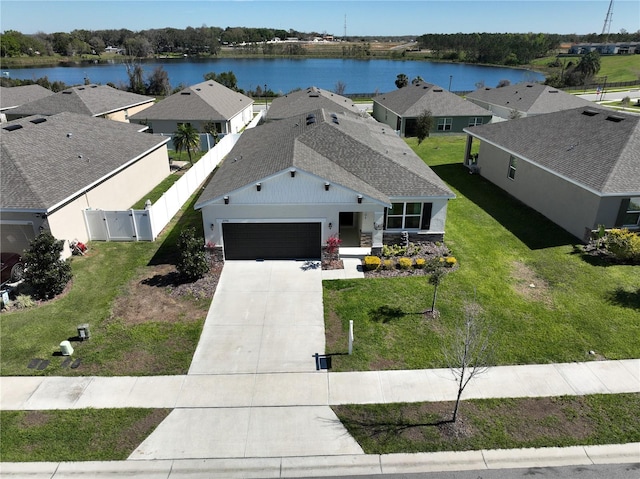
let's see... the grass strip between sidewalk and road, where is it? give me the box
[0,408,170,462]
[333,393,640,454]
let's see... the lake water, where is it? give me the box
[2,57,545,94]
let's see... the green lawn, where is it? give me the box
[334,393,640,454]
[0,194,207,376]
[530,54,640,84]
[0,409,170,461]
[324,136,640,371]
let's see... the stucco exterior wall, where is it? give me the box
[477,142,602,240]
[199,170,450,251]
[104,102,154,123]
[134,104,253,135]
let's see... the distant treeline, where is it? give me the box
[417,32,640,65]
[1,26,639,63]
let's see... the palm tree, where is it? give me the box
[395,73,409,89]
[173,123,200,165]
[576,51,601,84]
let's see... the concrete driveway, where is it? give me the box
[188,260,326,374]
[131,260,363,459]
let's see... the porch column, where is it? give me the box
[464,135,473,166]
[372,210,384,249]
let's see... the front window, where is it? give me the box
[508,155,517,180]
[386,202,430,230]
[437,118,452,131]
[623,197,640,226]
[468,117,483,126]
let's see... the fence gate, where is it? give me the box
[84,210,153,241]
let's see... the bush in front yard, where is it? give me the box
[22,232,72,300]
[398,257,412,269]
[414,258,426,269]
[176,227,210,281]
[363,256,381,271]
[605,229,640,262]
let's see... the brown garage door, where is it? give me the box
[222,223,321,260]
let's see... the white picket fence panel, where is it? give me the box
[84,130,244,242]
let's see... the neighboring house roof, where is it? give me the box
[6,84,154,118]
[465,107,640,195]
[373,82,491,117]
[1,112,169,212]
[266,86,364,120]
[129,80,253,122]
[0,85,55,111]
[196,109,454,208]
[466,83,594,115]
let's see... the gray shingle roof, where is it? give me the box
[465,107,640,194]
[373,82,491,117]
[1,112,169,211]
[0,85,54,110]
[466,83,593,115]
[129,80,253,122]
[266,86,364,120]
[196,109,454,207]
[6,84,154,118]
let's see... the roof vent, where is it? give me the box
[91,85,97,88]
[62,91,72,94]
[582,109,599,116]
[526,84,534,88]
[78,87,85,90]
[181,92,191,95]
[549,90,558,93]
[433,88,443,92]
[332,118,339,125]
[195,88,201,91]
[306,113,316,120]
[484,88,491,90]
[30,118,47,124]
[3,124,23,131]
[306,118,316,125]
[606,115,625,122]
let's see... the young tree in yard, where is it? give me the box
[428,265,446,313]
[147,66,171,96]
[22,232,72,300]
[416,109,433,144]
[334,81,347,95]
[173,123,200,165]
[443,303,492,423]
[176,227,209,281]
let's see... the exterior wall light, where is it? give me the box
[357,195,363,203]
[223,196,229,204]
[256,183,262,191]
[325,182,330,191]
[290,169,296,177]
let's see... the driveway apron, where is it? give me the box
[131,260,363,460]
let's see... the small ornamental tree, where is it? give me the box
[22,232,72,300]
[416,109,433,144]
[325,234,342,262]
[176,227,210,281]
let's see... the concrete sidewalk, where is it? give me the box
[2,360,639,410]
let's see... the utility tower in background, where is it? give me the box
[601,0,614,40]
[344,14,347,39]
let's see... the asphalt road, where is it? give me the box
[297,463,640,479]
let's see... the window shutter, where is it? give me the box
[615,198,631,226]
[421,203,433,230]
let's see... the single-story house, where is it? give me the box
[463,107,640,241]
[266,86,365,120]
[5,84,154,122]
[372,81,492,136]
[466,83,595,120]
[195,108,455,260]
[129,80,254,135]
[1,112,170,257]
[0,85,55,119]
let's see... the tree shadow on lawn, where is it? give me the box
[430,163,577,250]
[368,305,424,323]
[607,287,640,309]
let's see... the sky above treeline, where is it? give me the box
[1,0,639,37]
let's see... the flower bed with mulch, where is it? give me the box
[362,242,457,278]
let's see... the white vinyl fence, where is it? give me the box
[84,132,241,242]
